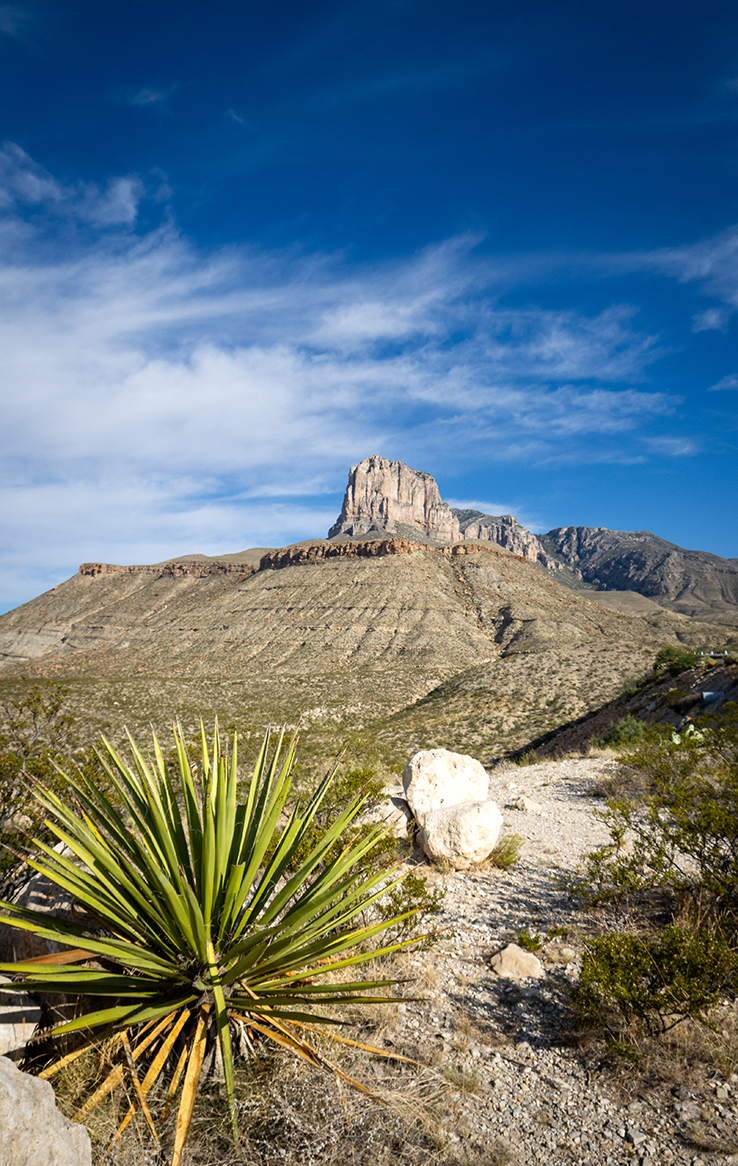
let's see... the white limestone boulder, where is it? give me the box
[0,978,42,1057]
[0,1055,92,1165]
[417,799,503,870]
[402,748,489,827]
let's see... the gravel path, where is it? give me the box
[382,758,738,1166]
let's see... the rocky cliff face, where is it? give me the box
[328,454,461,541]
[453,510,557,568]
[328,456,556,566]
[326,456,738,626]
[540,526,738,624]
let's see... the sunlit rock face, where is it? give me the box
[327,454,556,566]
[327,454,462,542]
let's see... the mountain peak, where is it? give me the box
[327,454,460,542]
[327,455,553,566]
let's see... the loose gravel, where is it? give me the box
[379,758,738,1165]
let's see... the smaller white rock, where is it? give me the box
[0,977,42,1057]
[509,795,542,812]
[418,799,502,870]
[489,943,545,981]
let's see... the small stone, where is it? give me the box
[0,814,32,834]
[490,943,545,981]
[626,1129,648,1146]
[509,795,543,812]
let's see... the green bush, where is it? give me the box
[377,869,445,949]
[573,926,736,1036]
[599,715,647,748]
[570,704,738,1046]
[517,927,542,952]
[654,645,701,677]
[574,707,738,918]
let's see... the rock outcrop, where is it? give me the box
[327,457,738,625]
[403,748,490,826]
[453,510,557,568]
[328,454,461,542]
[327,456,558,567]
[0,1055,92,1165]
[79,560,257,579]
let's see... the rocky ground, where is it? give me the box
[377,758,738,1166]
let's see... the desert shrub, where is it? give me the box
[665,687,688,708]
[488,833,523,870]
[596,715,647,748]
[573,927,737,1036]
[0,681,85,883]
[377,870,445,949]
[515,749,540,767]
[654,645,701,677]
[517,927,542,952]
[570,705,738,1046]
[571,710,738,913]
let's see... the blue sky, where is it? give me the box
[1,0,737,612]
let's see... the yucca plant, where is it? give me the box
[0,723,424,1164]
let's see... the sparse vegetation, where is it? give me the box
[488,833,523,870]
[570,704,738,1053]
[653,644,702,677]
[516,927,543,952]
[591,714,647,749]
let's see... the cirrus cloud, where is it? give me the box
[0,145,702,610]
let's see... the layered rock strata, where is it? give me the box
[328,454,461,542]
[80,561,257,579]
[328,455,556,566]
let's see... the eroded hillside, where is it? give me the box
[0,538,726,759]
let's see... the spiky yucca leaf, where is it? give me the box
[0,724,423,1165]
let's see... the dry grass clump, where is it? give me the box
[54,1035,469,1166]
[487,833,523,870]
[589,762,651,800]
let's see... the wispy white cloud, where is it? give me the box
[644,435,698,457]
[0,143,144,225]
[709,374,738,391]
[0,146,702,609]
[0,5,30,37]
[692,306,731,332]
[116,84,180,109]
[638,227,738,319]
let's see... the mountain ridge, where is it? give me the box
[327,455,738,626]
